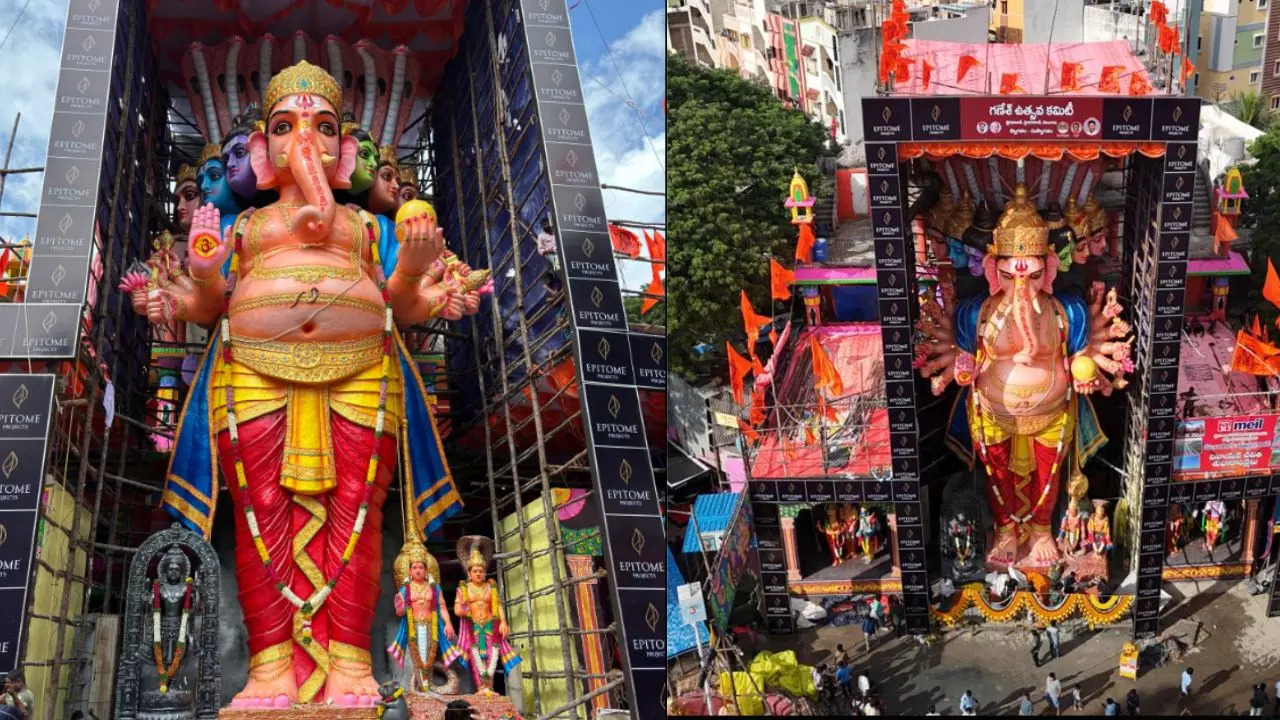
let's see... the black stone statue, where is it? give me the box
[116,524,220,720]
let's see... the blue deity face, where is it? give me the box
[198,158,238,214]
[221,134,256,200]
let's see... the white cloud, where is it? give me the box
[0,0,70,241]
[576,8,666,292]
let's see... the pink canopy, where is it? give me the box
[892,40,1152,96]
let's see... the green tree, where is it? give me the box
[1241,127,1280,323]
[1228,90,1273,131]
[667,53,829,380]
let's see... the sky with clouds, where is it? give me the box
[0,0,665,290]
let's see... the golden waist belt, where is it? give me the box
[973,393,1066,437]
[230,334,383,385]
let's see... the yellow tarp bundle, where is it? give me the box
[718,650,818,715]
[718,671,765,716]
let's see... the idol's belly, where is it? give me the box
[227,274,385,344]
[977,359,1068,416]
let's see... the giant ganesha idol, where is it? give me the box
[146,61,466,708]
[916,184,1133,570]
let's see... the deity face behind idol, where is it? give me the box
[397,182,419,208]
[175,180,200,233]
[222,133,256,201]
[468,563,486,585]
[348,138,378,195]
[369,163,400,216]
[198,159,238,215]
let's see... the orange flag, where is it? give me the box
[1253,314,1263,338]
[795,222,816,263]
[749,390,766,426]
[808,335,845,396]
[727,342,752,404]
[957,54,982,83]
[1098,66,1124,93]
[1158,23,1179,54]
[641,264,664,315]
[1129,73,1152,96]
[999,72,1023,95]
[1214,215,1238,249]
[737,419,760,445]
[1060,62,1084,92]
[771,258,796,300]
[644,230,666,262]
[608,224,641,258]
[1181,57,1196,87]
[895,56,912,83]
[921,59,934,90]
[1150,0,1168,27]
[783,436,797,461]
[740,290,771,357]
[804,425,818,446]
[1264,259,1280,309]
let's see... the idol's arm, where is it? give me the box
[491,580,510,637]
[437,585,457,641]
[381,214,464,325]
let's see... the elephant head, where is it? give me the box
[984,184,1059,365]
[248,61,358,245]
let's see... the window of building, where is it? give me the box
[1194,73,1200,85]
[1275,59,1280,76]
[1262,0,1269,8]
[1272,95,1280,109]
[1001,0,1008,13]
[1252,70,1261,83]
[1255,33,1265,48]
[1198,36,1202,51]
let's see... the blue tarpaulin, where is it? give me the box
[682,492,741,554]
[667,545,710,658]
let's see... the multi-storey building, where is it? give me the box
[712,0,772,82]
[668,0,719,67]
[1194,0,1267,102]
[799,13,848,141]
[989,0,1086,43]
[1258,0,1280,109]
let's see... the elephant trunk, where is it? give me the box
[289,129,336,244]
[1010,278,1039,365]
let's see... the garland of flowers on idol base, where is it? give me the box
[970,302,1071,528]
[153,575,194,693]
[218,210,394,642]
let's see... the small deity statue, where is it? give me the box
[857,508,879,561]
[821,506,845,566]
[388,540,456,692]
[1201,500,1225,553]
[945,511,979,578]
[375,681,409,720]
[840,504,859,558]
[150,545,198,695]
[1087,500,1112,555]
[1167,504,1188,555]
[1057,500,1085,556]
[445,536,521,696]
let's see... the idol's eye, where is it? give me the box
[999,271,1013,280]
[318,122,336,136]
[1030,271,1043,280]
[234,146,248,158]
[272,121,292,136]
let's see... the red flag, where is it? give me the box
[783,436,797,461]
[641,264,664,315]
[607,224,641,258]
[1060,62,1084,92]
[894,56,912,83]
[1129,73,1152,96]
[740,290,771,357]
[1098,66,1124,93]
[1158,23,1179,54]
[1150,0,1168,27]
[804,424,818,446]
[727,342,752,404]
[957,55,981,83]
[737,419,760,445]
[1264,259,1280,309]
[999,72,1023,95]
[644,230,666,262]
[771,258,796,300]
[795,223,816,263]
[881,16,907,43]
[921,59,934,90]
[1181,57,1196,87]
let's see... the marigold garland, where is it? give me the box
[152,576,193,693]
[929,586,1133,628]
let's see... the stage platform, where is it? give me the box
[1163,533,1249,581]
[789,552,900,597]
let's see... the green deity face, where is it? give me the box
[348,138,378,195]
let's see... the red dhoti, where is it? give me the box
[969,401,1071,537]
[213,350,401,701]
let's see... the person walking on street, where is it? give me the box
[833,644,849,667]
[1274,678,1280,717]
[1044,672,1062,716]
[925,704,940,716]
[861,613,878,652]
[1070,684,1083,712]
[1046,620,1062,660]
[889,596,905,638]
[836,662,854,699]
[1030,628,1043,668]
[1125,688,1140,716]
[1018,690,1035,716]
[1103,697,1120,716]
[1181,667,1194,697]
[857,672,872,698]
[959,689,977,716]
[1249,683,1267,716]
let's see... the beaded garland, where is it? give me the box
[152,576,194,693]
[218,209,394,642]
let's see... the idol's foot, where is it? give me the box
[229,658,297,709]
[987,529,1018,566]
[324,660,381,706]
[1029,530,1060,565]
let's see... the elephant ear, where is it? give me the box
[331,135,359,190]
[248,132,278,189]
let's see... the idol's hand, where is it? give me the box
[499,620,509,638]
[393,592,406,617]
[146,289,178,326]
[445,624,457,642]
[395,212,445,279]
[186,204,230,281]
[462,291,481,316]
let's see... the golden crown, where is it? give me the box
[1064,196,1089,238]
[175,163,197,186]
[340,119,360,137]
[397,165,417,186]
[989,184,1049,257]
[929,189,954,233]
[264,60,343,113]
[457,535,493,571]
[392,540,439,586]
[946,191,974,240]
[378,145,398,168]
[197,143,222,167]
[1082,192,1107,234]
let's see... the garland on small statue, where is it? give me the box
[152,575,193,693]
[375,686,404,718]
[217,209,396,643]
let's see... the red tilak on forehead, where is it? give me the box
[1014,259,1029,273]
